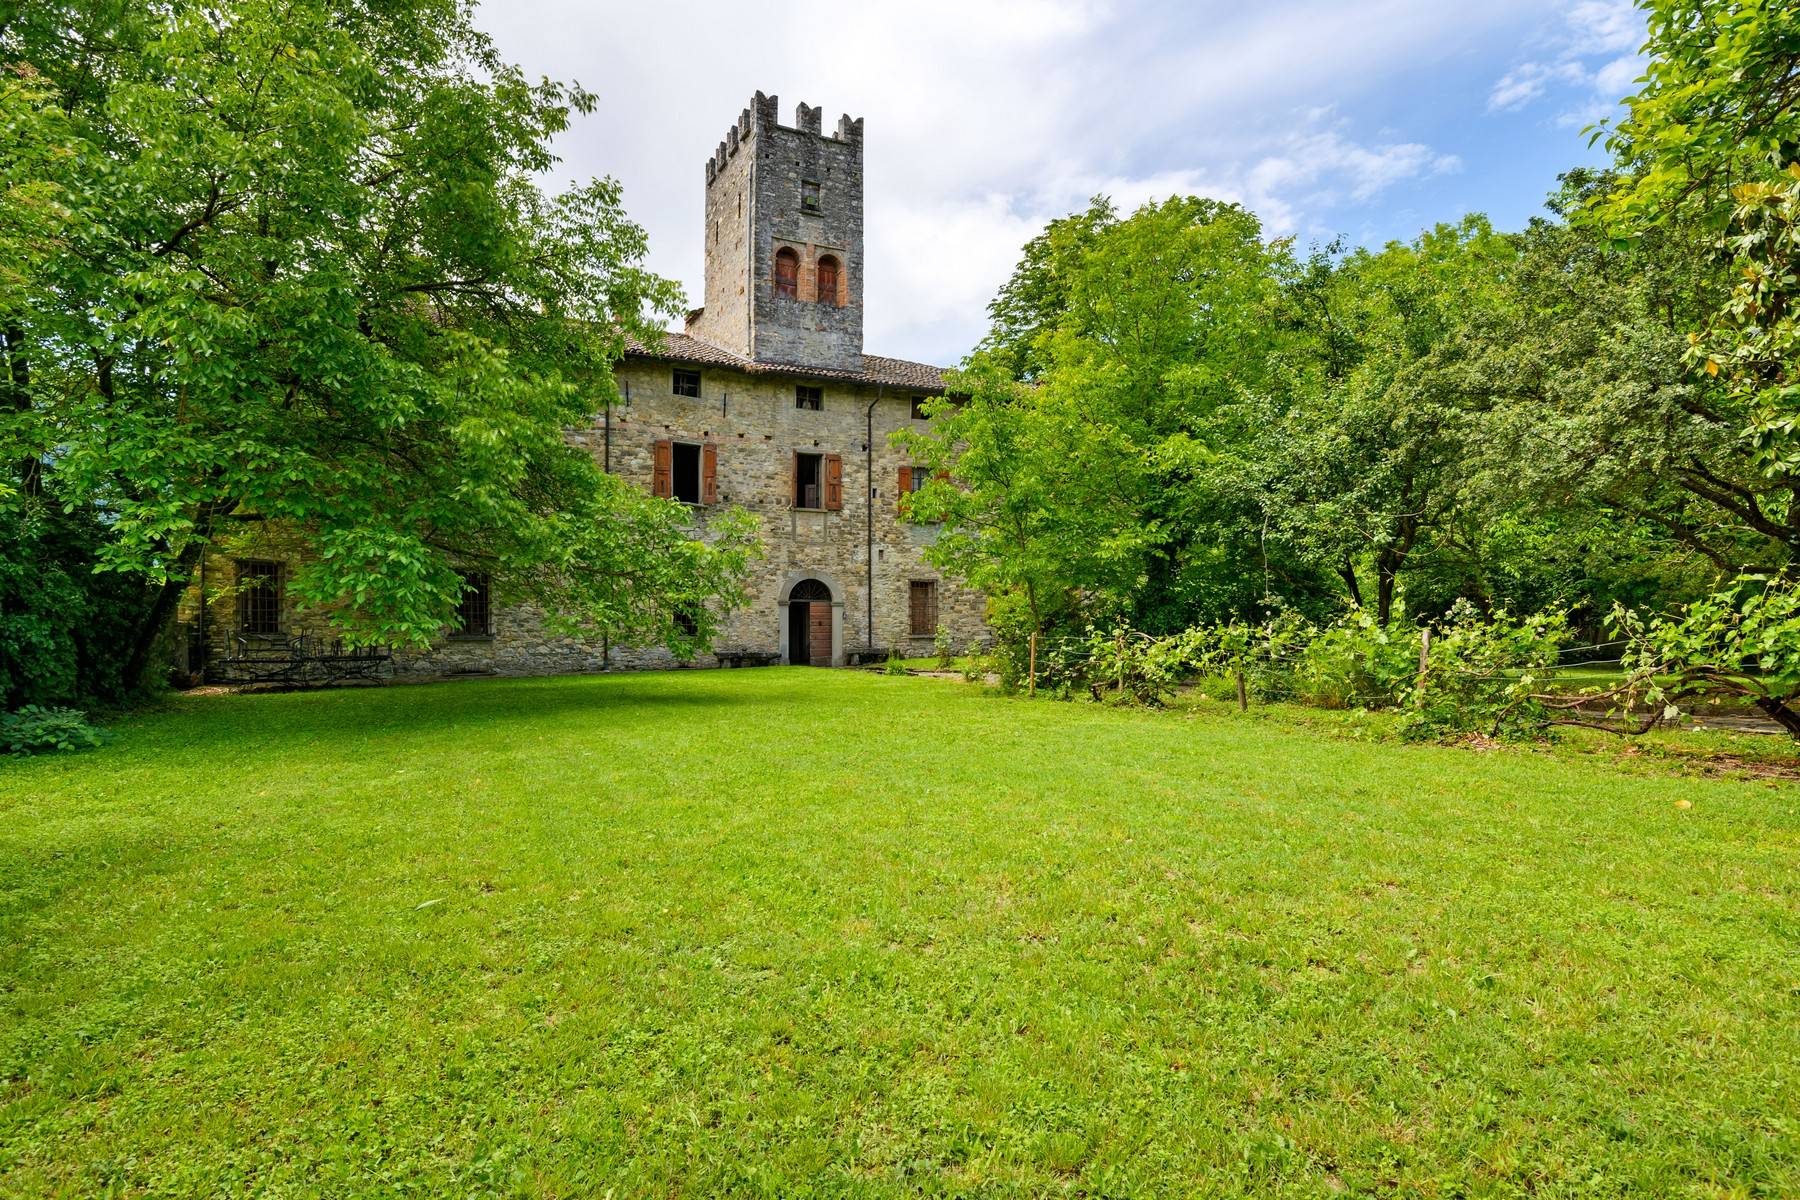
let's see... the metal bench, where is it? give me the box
[218,634,392,687]
[716,649,781,668]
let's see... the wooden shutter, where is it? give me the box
[652,439,673,498]
[701,443,718,505]
[824,454,843,510]
[896,465,911,510]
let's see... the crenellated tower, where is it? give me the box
[685,92,865,370]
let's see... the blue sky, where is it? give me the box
[475,0,1647,366]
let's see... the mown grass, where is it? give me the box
[2,668,1798,1197]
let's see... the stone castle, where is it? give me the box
[182,92,987,679]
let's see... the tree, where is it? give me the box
[1251,218,1518,624]
[0,0,755,698]
[901,195,1297,646]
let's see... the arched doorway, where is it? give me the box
[787,578,833,666]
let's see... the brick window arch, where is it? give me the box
[816,255,841,306]
[774,247,799,299]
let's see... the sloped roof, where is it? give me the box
[622,330,947,393]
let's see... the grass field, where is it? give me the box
[3,669,1798,1197]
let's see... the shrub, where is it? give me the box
[883,651,908,676]
[933,624,956,669]
[0,706,110,755]
[1292,605,1420,709]
[1398,602,1568,741]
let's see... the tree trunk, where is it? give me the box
[1753,694,1800,739]
[1376,552,1398,627]
[1338,558,1363,609]
[1,325,38,496]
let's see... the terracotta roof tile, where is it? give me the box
[623,330,948,393]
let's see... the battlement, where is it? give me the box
[706,91,863,184]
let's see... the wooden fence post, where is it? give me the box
[1236,666,1248,712]
[1416,627,1431,706]
[1028,630,1038,697]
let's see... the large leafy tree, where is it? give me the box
[0,0,754,697]
[904,196,1298,637]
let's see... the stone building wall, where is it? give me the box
[588,357,987,670]
[176,356,989,683]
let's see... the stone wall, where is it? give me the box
[176,356,989,683]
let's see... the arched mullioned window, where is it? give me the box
[774,247,799,299]
[816,255,841,306]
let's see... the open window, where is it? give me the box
[801,179,821,213]
[452,572,492,638]
[910,395,930,420]
[795,384,822,411]
[793,451,842,510]
[774,246,799,298]
[653,439,718,505]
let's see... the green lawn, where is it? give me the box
[3,670,1798,1197]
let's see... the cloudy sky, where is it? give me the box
[475,0,1648,366]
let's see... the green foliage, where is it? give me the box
[0,0,753,688]
[0,506,143,708]
[932,624,956,670]
[883,650,907,676]
[1400,602,1569,742]
[1604,577,1800,733]
[0,704,107,755]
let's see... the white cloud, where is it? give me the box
[474,0,1574,364]
[1487,0,1646,122]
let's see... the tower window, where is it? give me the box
[795,385,822,411]
[672,369,701,398]
[774,247,799,298]
[801,179,820,212]
[816,255,840,307]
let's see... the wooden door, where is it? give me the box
[809,602,833,666]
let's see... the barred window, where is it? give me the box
[673,369,701,398]
[795,385,823,411]
[235,560,283,635]
[453,572,492,638]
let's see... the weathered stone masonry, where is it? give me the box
[179,91,990,681]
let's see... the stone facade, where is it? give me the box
[178,91,988,683]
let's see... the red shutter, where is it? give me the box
[652,439,673,498]
[701,443,718,505]
[824,454,843,511]
[896,465,911,510]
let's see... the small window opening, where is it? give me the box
[671,441,702,505]
[910,395,929,420]
[905,465,929,494]
[453,572,492,638]
[774,247,799,298]
[816,255,840,306]
[909,580,939,637]
[801,179,821,212]
[673,607,699,637]
[795,452,822,509]
[673,369,701,398]
[795,385,823,411]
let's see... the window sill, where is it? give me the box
[447,633,495,643]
